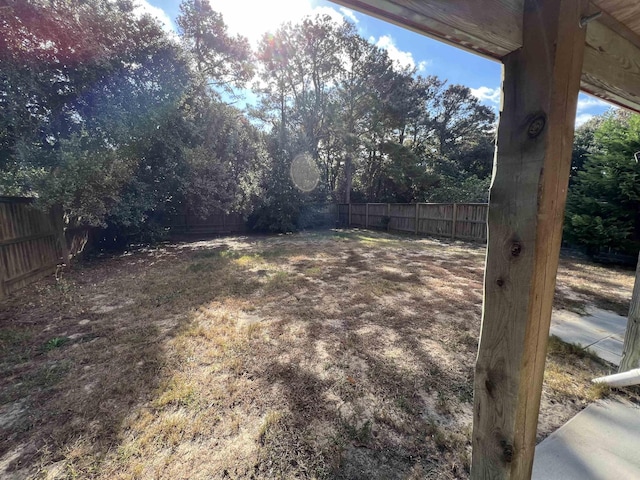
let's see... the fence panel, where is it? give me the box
[350,204,367,227]
[366,203,388,229]
[300,203,338,228]
[165,204,338,236]
[164,211,246,236]
[0,197,64,299]
[419,203,454,237]
[338,204,349,226]
[455,203,488,241]
[388,204,416,233]
[340,202,488,242]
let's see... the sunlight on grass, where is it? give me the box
[2,230,636,480]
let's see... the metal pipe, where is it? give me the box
[592,368,640,387]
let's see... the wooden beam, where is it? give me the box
[620,252,640,372]
[471,0,588,478]
[329,0,522,59]
[330,0,640,112]
[594,0,640,37]
[581,17,640,113]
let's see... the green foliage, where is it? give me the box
[177,0,253,94]
[565,110,640,255]
[183,100,266,218]
[428,175,491,203]
[43,337,69,352]
[254,15,496,208]
[249,142,304,233]
[2,2,497,247]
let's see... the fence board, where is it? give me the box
[165,211,246,236]
[338,202,488,242]
[0,197,64,299]
[349,204,367,228]
[164,204,339,237]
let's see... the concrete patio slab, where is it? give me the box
[589,341,623,366]
[532,399,640,480]
[550,307,628,366]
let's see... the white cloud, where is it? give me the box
[575,113,594,127]
[470,86,501,105]
[577,94,609,112]
[375,35,428,72]
[133,0,175,32]
[339,7,359,24]
[209,0,345,47]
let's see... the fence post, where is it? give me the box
[52,204,70,265]
[415,203,419,235]
[451,203,458,240]
[348,203,352,227]
[365,203,369,229]
[387,203,391,232]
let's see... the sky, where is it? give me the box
[137,0,613,126]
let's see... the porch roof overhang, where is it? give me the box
[330,0,640,113]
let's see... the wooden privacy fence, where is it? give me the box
[338,202,488,242]
[164,204,339,236]
[0,197,67,299]
[164,211,247,236]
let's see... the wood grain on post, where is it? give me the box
[620,251,640,372]
[414,203,419,235]
[471,0,588,478]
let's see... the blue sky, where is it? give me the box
[138,0,611,126]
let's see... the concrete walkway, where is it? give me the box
[532,308,639,479]
[550,307,627,365]
[532,399,640,480]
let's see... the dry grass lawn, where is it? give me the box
[0,229,637,479]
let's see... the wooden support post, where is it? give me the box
[471,1,587,478]
[348,203,352,227]
[365,203,369,229]
[451,203,458,240]
[414,203,419,235]
[620,252,640,372]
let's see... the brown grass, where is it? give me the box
[0,229,635,479]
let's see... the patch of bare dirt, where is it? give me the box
[0,229,635,479]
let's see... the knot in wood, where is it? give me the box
[527,115,546,138]
[510,242,522,257]
[496,278,505,287]
[500,440,514,463]
[485,378,495,397]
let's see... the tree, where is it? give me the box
[565,110,640,254]
[183,99,266,218]
[177,0,252,95]
[570,116,604,185]
[0,0,191,216]
[427,84,496,179]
